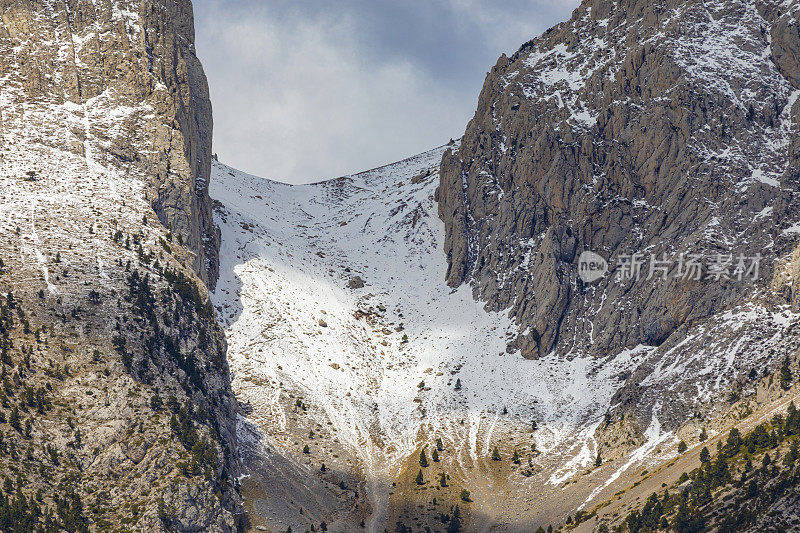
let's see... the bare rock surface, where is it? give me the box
[439,0,800,426]
[0,0,219,288]
[0,0,240,530]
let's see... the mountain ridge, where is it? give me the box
[210,0,800,530]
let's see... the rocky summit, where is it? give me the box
[3,0,800,532]
[440,0,800,361]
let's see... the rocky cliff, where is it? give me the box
[0,0,239,530]
[1,0,219,288]
[438,0,800,421]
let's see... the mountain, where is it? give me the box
[437,0,800,486]
[209,0,800,531]
[0,0,240,530]
[3,0,800,532]
[440,0,800,372]
[212,147,536,530]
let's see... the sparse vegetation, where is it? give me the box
[419,448,429,467]
[605,400,800,532]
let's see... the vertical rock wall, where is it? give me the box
[439,0,800,361]
[0,0,220,288]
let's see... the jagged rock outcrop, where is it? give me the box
[439,0,800,364]
[0,0,240,530]
[772,12,800,89]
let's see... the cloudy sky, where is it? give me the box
[194,0,579,184]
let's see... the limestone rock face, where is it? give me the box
[772,13,800,89]
[440,0,800,361]
[0,1,239,530]
[0,0,219,288]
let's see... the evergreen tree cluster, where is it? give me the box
[170,402,220,481]
[0,294,54,443]
[0,483,88,533]
[0,221,239,529]
[601,401,800,532]
[121,265,225,396]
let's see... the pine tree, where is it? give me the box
[415,469,424,485]
[150,394,162,411]
[724,428,741,457]
[440,472,447,487]
[447,505,462,533]
[674,502,704,533]
[785,440,799,467]
[460,488,471,502]
[454,378,462,391]
[699,427,707,442]
[746,479,758,499]
[512,449,521,464]
[432,449,440,462]
[595,452,602,467]
[303,444,310,454]
[436,437,444,451]
[9,407,20,432]
[700,446,711,463]
[492,447,501,461]
[787,402,800,435]
[781,357,793,390]
[419,448,429,467]
[677,440,688,453]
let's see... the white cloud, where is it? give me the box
[197,8,467,183]
[195,1,579,184]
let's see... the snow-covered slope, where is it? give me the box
[210,145,800,531]
[209,148,668,528]
[209,2,800,529]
